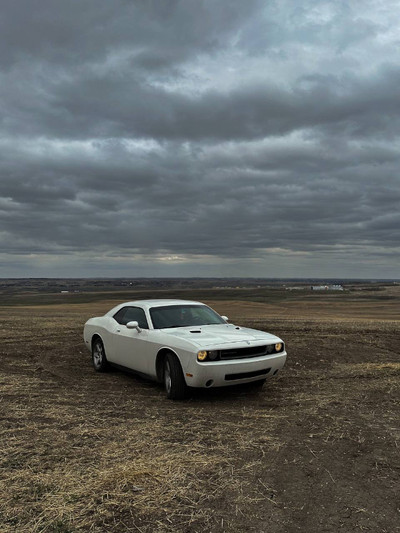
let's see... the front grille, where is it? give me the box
[220,345,272,360]
[225,368,271,381]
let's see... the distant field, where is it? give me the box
[0,286,399,532]
[1,283,399,321]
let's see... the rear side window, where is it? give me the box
[113,307,149,329]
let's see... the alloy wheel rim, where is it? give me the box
[165,361,171,393]
[93,343,103,367]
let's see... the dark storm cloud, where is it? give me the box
[4,61,400,142]
[1,0,400,276]
[0,0,257,67]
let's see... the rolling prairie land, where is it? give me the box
[0,283,399,532]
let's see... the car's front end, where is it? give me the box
[186,341,286,388]
[162,323,287,389]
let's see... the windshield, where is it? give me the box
[150,304,225,329]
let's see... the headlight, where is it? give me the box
[197,350,219,361]
[275,343,283,352]
[197,350,208,361]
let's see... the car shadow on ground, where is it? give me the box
[110,364,275,404]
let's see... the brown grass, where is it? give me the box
[0,291,399,532]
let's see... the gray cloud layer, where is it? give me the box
[1,0,399,277]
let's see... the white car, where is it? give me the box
[83,299,287,400]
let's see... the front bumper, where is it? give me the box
[184,352,287,388]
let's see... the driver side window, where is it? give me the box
[113,307,149,329]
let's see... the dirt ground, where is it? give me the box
[0,289,399,532]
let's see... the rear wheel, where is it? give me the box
[92,338,109,372]
[164,353,187,400]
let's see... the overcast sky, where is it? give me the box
[1,0,399,278]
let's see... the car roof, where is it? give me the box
[105,299,204,316]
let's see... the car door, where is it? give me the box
[112,306,154,374]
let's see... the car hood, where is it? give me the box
[160,323,281,348]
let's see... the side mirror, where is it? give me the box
[126,321,141,332]
[221,315,229,322]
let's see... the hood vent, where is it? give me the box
[190,330,202,333]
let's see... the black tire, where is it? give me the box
[164,353,187,400]
[253,378,266,388]
[92,338,109,372]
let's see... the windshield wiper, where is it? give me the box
[163,324,190,329]
[162,322,221,329]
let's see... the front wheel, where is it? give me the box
[92,338,109,372]
[164,353,187,400]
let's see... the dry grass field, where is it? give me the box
[0,285,399,532]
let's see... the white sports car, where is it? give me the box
[83,299,287,400]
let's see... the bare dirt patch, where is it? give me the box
[0,294,399,532]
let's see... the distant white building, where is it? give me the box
[311,285,343,291]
